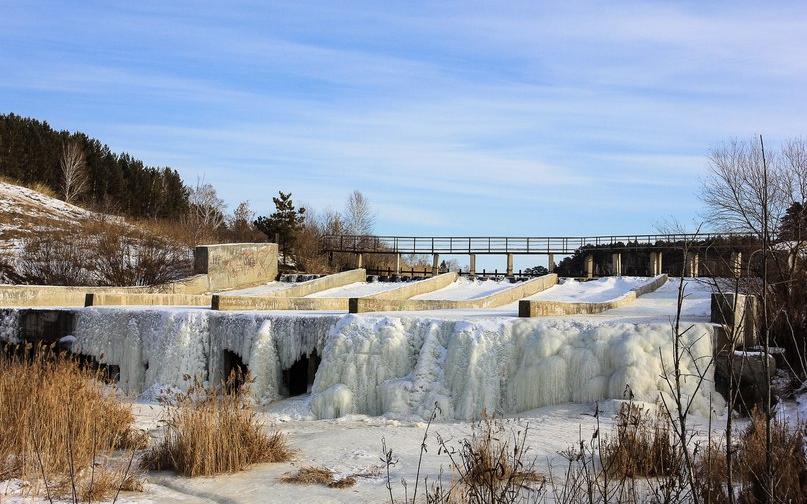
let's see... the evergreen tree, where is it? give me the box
[778,201,807,241]
[254,192,306,266]
[0,113,190,219]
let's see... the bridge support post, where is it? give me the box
[730,251,742,278]
[506,254,514,278]
[395,253,401,275]
[611,253,622,276]
[649,251,663,276]
[585,253,594,279]
[432,254,440,276]
[685,252,699,277]
[469,254,476,279]
[547,253,556,273]
[356,253,364,269]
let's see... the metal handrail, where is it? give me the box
[321,233,755,254]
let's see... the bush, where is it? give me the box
[141,382,294,477]
[427,415,545,504]
[694,409,806,504]
[0,344,145,500]
[600,402,683,479]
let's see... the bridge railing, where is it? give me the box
[321,233,753,255]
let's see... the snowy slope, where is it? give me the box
[0,181,103,253]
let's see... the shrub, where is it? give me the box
[428,415,545,504]
[600,402,683,479]
[141,382,293,477]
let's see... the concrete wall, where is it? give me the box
[0,242,279,307]
[270,269,365,298]
[711,292,758,351]
[85,292,212,307]
[518,274,667,317]
[212,295,349,311]
[350,274,558,313]
[195,242,278,292]
[366,272,458,300]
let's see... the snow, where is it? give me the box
[411,277,515,300]
[527,276,653,302]
[0,181,94,221]
[70,306,720,422]
[305,281,401,298]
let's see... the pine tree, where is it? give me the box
[778,202,806,241]
[254,192,306,266]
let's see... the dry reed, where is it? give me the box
[0,344,145,500]
[141,382,293,477]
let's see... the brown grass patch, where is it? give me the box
[280,466,357,488]
[141,382,294,477]
[0,344,145,500]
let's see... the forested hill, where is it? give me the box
[0,113,189,219]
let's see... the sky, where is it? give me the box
[1,0,806,259]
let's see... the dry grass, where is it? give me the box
[141,383,294,477]
[694,409,806,504]
[280,466,357,488]
[600,402,683,479]
[0,344,145,500]
[428,415,545,504]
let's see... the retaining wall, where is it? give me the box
[518,275,668,317]
[364,272,458,300]
[0,243,278,307]
[349,274,558,313]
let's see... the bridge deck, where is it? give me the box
[322,233,753,255]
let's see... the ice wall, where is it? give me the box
[311,316,719,420]
[72,308,338,402]
[69,308,720,420]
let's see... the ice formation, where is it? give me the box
[67,308,719,420]
[0,309,19,344]
[72,308,337,402]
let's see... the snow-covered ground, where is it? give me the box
[305,281,402,298]
[411,277,514,300]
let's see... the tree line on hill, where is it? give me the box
[0,113,188,218]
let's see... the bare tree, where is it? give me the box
[60,141,88,204]
[343,190,376,236]
[228,200,256,242]
[186,177,226,233]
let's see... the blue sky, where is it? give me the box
[1,0,805,247]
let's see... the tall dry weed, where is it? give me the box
[0,344,144,500]
[141,380,293,477]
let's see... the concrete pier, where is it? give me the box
[506,253,514,277]
[585,253,594,279]
[432,254,440,276]
[547,253,556,273]
[685,252,699,277]
[356,253,364,269]
[730,251,742,278]
[611,253,622,276]
[649,251,663,276]
[469,254,477,279]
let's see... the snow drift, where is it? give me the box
[68,309,719,420]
